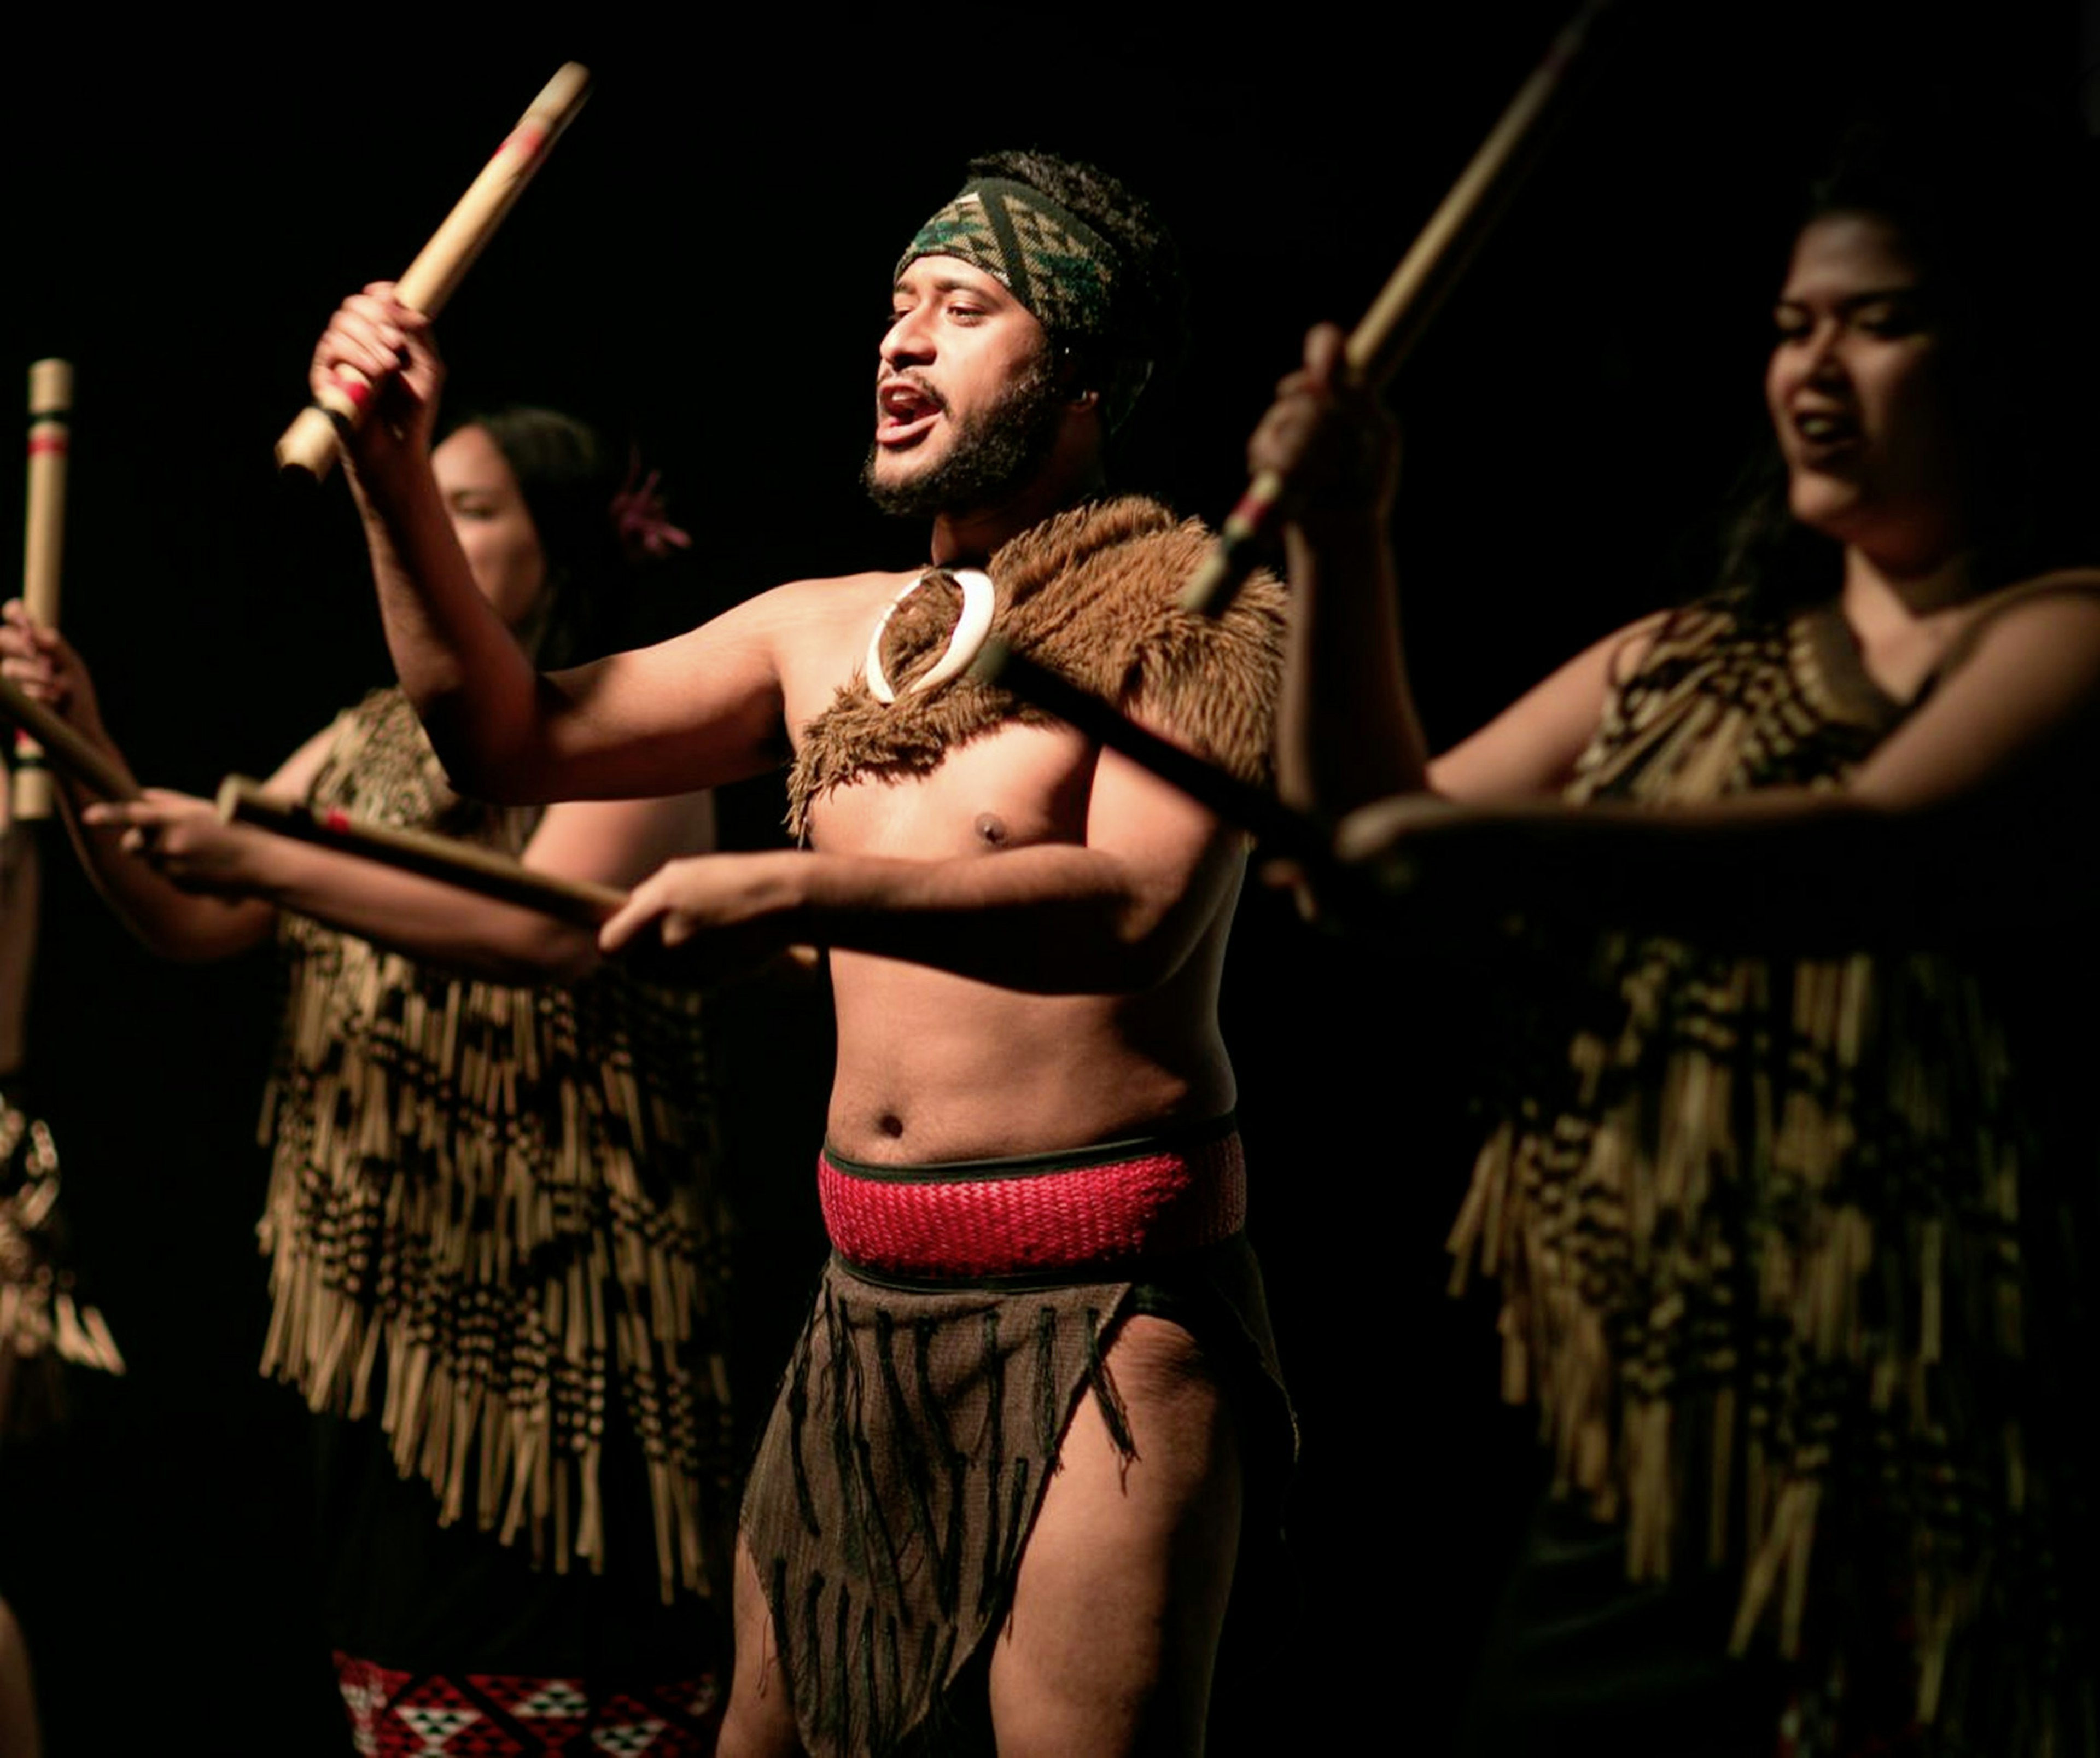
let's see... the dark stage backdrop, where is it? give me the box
[1,5,2086,1750]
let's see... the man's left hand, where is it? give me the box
[599,851,804,980]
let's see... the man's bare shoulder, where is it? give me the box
[637,568,912,678]
[759,567,918,623]
[715,568,918,732]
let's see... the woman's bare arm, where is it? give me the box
[1336,584,2100,949]
[85,788,715,983]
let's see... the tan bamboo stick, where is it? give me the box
[13,359,74,819]
[0,676,136,804]
[216,776,623,926]
[276,63,594,480]
[1181,0,1617,615]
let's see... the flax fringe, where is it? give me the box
[2,1095,125,1437]
[1454,599,2096,1752]
[258,691,734,1603]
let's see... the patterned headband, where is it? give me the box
[897,177,1121,343]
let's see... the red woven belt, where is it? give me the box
[818,1126,1246,1281]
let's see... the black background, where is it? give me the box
[1,4,2090,1749]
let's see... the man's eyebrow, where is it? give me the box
[893,272,1011,301]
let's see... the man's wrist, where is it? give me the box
[766,849,820,938]
[348,441,436,514]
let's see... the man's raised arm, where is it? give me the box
[312,287,787,804]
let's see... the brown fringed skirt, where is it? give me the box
[1,1086,123,1437]
[741,1124,1290,1757]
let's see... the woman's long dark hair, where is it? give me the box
[1720,108,2100,615]
[445,406,627,670]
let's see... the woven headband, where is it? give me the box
[897,177,1121,342]
[898,176,1156,428]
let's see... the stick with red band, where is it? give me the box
[0,677,137,805]
[13,359,75,820]
[276,62,594,480]
[215,775,625,927]
[1180,0,1619,616]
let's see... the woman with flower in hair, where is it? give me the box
[2,403,734,1754]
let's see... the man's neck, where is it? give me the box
[927,461,1108,568]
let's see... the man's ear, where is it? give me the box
[1054,344,1099,409]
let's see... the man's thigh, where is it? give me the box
[985,1312,1244,1758]
[718,1538,806,1758]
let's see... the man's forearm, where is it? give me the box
[630,842,1233,995]
[798,847,1188,991]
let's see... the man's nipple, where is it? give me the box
[974,812,1008,847]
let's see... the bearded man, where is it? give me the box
[314,150,1295,1756]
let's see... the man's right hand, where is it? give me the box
[308,282,446,484]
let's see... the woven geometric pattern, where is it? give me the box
[1456,585,2100,1753]
[2,1088,125,1436]
[819,1127,1245,1279]
[261,690,736,1605]
[897,177,1117,338]
[334,1653,721,1756]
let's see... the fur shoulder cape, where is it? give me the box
[786,496,1285,839]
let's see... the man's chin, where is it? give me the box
[862,445,953,519]
[859,358,1061,521]
[870,442,938,487]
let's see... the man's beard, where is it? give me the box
[862,354,1065,520]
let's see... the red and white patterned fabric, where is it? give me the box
[334,1654,722,1757]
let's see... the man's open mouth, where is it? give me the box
[876,379,945,446]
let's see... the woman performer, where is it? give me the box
[3,711,134,1758]
[1262,120,2100,1755]
[3,772,49,1758]
[0,405,733,1754]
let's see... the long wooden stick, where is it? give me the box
[1181,0,1617,615]
[216,776,625,926]
[973,641,1331,864]
[13,359,74,820]
[276,62,594,480]
[0,677,136,804]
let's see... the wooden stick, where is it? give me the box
[1181,0,1617,616]
[216,776,625,927]
[0,677,137,804]
[276,63,594,480]
[13,359,74,820]
[973,640,1331,865]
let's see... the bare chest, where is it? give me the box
[806,720,1099,859]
